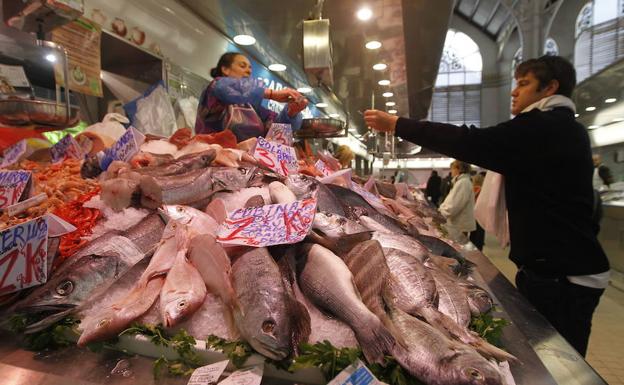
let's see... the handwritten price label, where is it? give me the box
[217,198,317,247]
[265,123,293,146]
[315,159,334,177]
[1,140,27,168]
[253,137,298,177]
[0,217,48,295]
[100,126,145,170]
[50,134,84,163]
[0,170,32,209]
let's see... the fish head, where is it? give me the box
[161,205,218,235]
[285,175,317,199]
[243,306,292,360]
[161,292,200,328]
[212,167,256,191]
[441,349,503,385]
[466,287,494,314]
[313,212,364,238]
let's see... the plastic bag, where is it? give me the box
[124,82,176,137]
[174,96,199,130]
[474,171,509,247]
[223,103,265,142]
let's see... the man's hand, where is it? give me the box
[364,109,399,132]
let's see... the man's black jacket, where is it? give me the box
[395,107,609,276]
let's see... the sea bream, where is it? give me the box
[285,174,346,216]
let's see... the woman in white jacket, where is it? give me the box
[439,160,476,237]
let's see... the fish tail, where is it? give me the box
[223,302,241,339]
[472,339,520,363]
[356,318,396,365]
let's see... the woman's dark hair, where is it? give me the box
[210,52,242,78]
[514,55,576,97]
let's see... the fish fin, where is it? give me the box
[222,302,241,339]
[472,339,520,363]
[306,230,373,256]
[287,297,312,356]
[356,318,396,365]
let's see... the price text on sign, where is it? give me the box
[100,126,145,170]
[217,198,317,247]
[253,137,298,176]
[265,123,293,146]
[0,170,31,209]
[50,134,84,163]
[315,159,333,177]
[1,140,27,168]
[0,217,48,295]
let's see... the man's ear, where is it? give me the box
[545,79,560,96]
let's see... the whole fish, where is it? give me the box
[461,282,494,316]
[312,211,368,238]
[427,264,472,328]
[231,247,310,360]
[160,226,206,327]
[161,205,219,236]
[415,234,472,274]
[285,174,346,216]
[390,306,503,385]
[297,243,395,364]
[134,149,216,177]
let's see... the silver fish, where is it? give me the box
[297,243,395,364]
[285,174,347,217]
[231,247,310,360]
[134,149,216,177]
[161,205,219,236]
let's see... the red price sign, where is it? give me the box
[253,137,298,176]
[0,170,32,209]
[0,217,48,295]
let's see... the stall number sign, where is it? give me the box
[217,198,317,247]
[265,123,293,146]
[0,217,48,295]
[0,170,32,209]
[1,140,27,168]
[100,126,145,170]
[253,137,298,177]
[315,159,334,177]
[50,134,84,163]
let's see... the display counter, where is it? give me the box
[0,246,607,385]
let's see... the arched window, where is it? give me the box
[574,0,624,82]
[430,30,482,127]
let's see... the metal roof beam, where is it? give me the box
[469,0,482,18]
[484,1,502,28]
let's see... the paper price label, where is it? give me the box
[265,123,293,146]
[100,127,145,170]
[0,217,48,295]
[217,198,317,247]
[218,365,263,385]
[328,360,382,385]
[188,360,229,385]
[1,140,27,168]
[50,134,84,163]
[0,170,32,209]
[253,137,298,177]
[0,64,30,88]
[315,159,333,177]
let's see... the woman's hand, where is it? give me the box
[266,88,304,103]
[287,97,308,116]
[364,109,399,132]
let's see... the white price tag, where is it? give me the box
[187,360,229,385]
[327,360,382,385]
[218,365,263,385]
[0,64,30,88]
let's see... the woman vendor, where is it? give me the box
[195,52,308,140]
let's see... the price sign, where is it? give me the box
[187,360,229,385]
[1,140,27,168]
[218,365,263,385]
[50,134,84,163]
[0,170,32,209]
[328,360,382,385]
[315,159,333,177]
[265,123,293,146]
[253,137,298,177]
[99,126,145,170]
[0,217,48,295]
[217,198,317,247]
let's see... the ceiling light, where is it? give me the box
[605,98,617,103]
[45,53,57,63]
[588,125,599,129]
[378,79,390,86]
[329,113,340,118]
[382,92,394,97]
[385,101,396,106]
[316,102,328,108]
[585,106,596,111]
[356,7,372,21]
[365,40,381,49]
[268,63,287,72]
[297,87,312,93]
[388,109,398,114]
[574,113,579,118]
[612,118,624,122]
[233,34,256,45]
[373,63,387,71]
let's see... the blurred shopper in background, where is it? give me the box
[592,154,614,190]
[470,171,486,250]
[439,160,476,237]
[439,172,453,204]
[426,170,442,206]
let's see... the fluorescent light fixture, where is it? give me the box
[329,113,340,118]
[388,109,398,114]
[45,53,57,63]
[378,79,390,86]
[356,7,372,21]
[574,113,579,117]
[268,63,287,72]
[373,63,387,71]
[382,92,394,97]
[605,98,617,103]
[588,125,599,129]
[365,40,382,49]
[297,87,312,93]
[233,34,256,45]
[585,106,596,111]
[316,102,328,108]
[385,101,396,106]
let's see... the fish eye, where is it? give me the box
[176,206,184,212]
[464,368,484,381]
[177,300,187,308]
[262,320,275,334]
[56,280,74,296]
[97,318,110,328]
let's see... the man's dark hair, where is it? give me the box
[515,55,576,97]
[431,170,438,176]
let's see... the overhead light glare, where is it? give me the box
[356,7,372,21]
[605,98,617,103]
[612,118,624,122]
[45,53,57,63]
[385,101,396,107]
[588,125,599,129]
[316,102,328,108]
[297,87,312,93]
[585,106,596,111]
[373,63,387,71]
[233,34,256,45]
[382,92,394,98]
[329,113,340,118]
[378,79,390,86]
[388,109,398,114]
[268,63,287,72]
[574,113,579,118]
[365,40,382,49]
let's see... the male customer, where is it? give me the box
[425,170,442,206]
[364,55,610,357]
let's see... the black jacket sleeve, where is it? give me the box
[394,113,540,174]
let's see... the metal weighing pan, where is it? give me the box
[295,117,347,138]
[0,98,79,127]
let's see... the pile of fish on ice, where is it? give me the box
[6,129,517,385]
